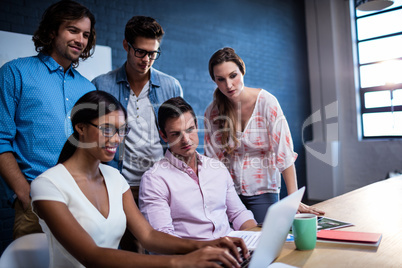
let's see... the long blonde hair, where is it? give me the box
[208,47,246,155]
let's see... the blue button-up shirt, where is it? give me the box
[92,63,183,170]
[0,53,95,203]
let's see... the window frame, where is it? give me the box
[354,3,402,139]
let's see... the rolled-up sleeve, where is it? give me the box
[0,63,19,154]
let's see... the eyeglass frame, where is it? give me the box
[127,42,161,60]
[88,122,130,137]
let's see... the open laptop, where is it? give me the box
[235,187,305,268]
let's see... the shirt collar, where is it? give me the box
[149,67,160,88]
[119,63,160,88]
[38,53,75,77]
[165,149,203,171]
[117,63,129,83]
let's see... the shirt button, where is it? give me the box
[59,67,63,70]
[66,98,69,101]
[137,107,139,110]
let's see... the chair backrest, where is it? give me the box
[0,233,49,268]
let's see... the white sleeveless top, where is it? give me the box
[31,163,129,267]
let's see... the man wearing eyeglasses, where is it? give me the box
[92,16,182,252]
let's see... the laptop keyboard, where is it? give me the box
[240,250,254,268]
[216,249,254,267]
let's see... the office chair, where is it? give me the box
[0,233,49,268]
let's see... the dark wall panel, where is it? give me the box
[0,0,311,253]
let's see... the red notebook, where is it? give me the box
[317,230,382,247]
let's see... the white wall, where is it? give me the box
[304,0,402,199]
[0,30,112,81]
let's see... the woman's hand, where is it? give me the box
[203,236,248,264]
[298,202,325,215]
[171,246,241,268]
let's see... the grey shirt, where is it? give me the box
[122,82,164,186]
[92,63,183,173]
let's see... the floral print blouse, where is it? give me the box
[204,89,297,196]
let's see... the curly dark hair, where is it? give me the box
[32,0,96,67]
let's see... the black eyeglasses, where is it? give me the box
[127,42,161,60]
[88,122,130,137]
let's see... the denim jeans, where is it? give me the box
[239,192,279,224]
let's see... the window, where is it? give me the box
[355,0,402,138]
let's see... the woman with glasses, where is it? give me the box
[31,90,249,267]
[204,47,325,224]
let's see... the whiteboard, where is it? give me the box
[0,30,112,81]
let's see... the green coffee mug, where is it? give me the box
[292,213,317,250]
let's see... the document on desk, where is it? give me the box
[317,216,353,231]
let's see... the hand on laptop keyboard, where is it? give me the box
[217,249,254,268]
[209,236,250,263]
[239,250,254,268]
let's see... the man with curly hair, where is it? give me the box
[0,0,96,239]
